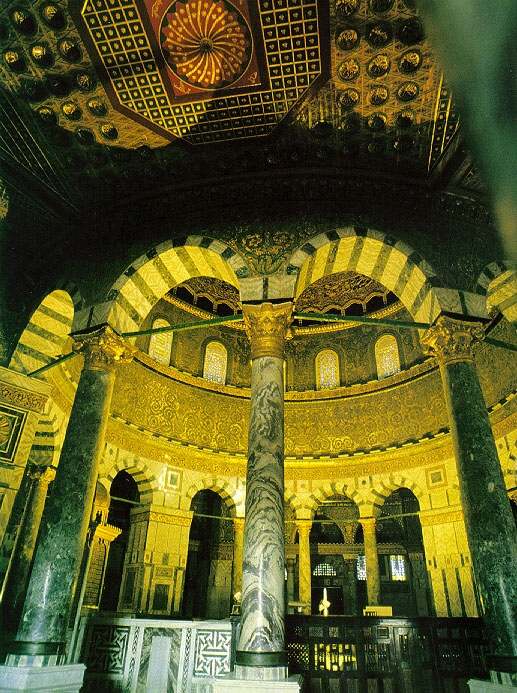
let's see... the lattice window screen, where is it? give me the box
[203,341,227,384]
[149,318,173,365]
[375,334,400,379]
[315,349,340,389]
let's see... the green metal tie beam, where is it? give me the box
[28,351,79,377]
[294,311,431,330]
[121,313,243,337]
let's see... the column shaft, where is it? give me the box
[296,521,312,615]
[232,517,244,599]
[441,358,517,655]
[361,518,380,606]
[238,354,286,664]
[10,327,132,660]
[236,301,292,675]
[1,465,55,636]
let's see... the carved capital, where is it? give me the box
[421,316,485,365]
[28,463,56,485]
[233,517,245,532]
[359,516,377,532]
[73,325,136,371]
[243,302,293,359]
[296,519,312,538]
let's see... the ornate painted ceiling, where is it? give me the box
[0,0,487,213]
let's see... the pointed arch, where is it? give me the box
[84,237,248,335]
[368,475,427,516]
[9,289,75,376]
[305,481,363,518]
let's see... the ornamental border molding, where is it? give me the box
[0,384,48,413]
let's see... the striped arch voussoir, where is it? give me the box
[103,237,249,335]
[9,289,75,376]
[370,476,425,514]
[305,481,362,518]
[29,399,63,468]
[287,226,444,323]
[476,261,517,322]
[104,457,160,504]
[185,478,237,516]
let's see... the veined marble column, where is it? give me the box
[296,520,312,615]
[7,325,134,664]
[1,464,55,637]
[232,517,245,599]
[360,517,380,606]
[422,316,517,660]
[236,302,292,679]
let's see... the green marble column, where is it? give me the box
[7,325,133,664]
[360,517,380,606]
[1,464,55,638]
[423,316,517,659]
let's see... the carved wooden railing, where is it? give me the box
[286,615,488,692]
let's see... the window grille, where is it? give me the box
[356,555,367,580]
[375,334,400,379]
[148,318,173,365]
[390,554,407,581]
[313,562,337,577]
[203,341,228,384]
[315,349,340,389]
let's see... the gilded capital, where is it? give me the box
[421,316,485,365]
[243,302,293,359]
[73,325,136,371]
[28,464,56,485]
[296,519,312,536]
[359,517,377,531]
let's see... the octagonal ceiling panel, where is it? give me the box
[72,0,330,144]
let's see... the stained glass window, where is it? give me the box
[315,349,340,389]
[148,318,173,365]
[313,562,337,577]
[356,555,367,580]
[375,334,400,379]
[203,341,227,384]
[390,554,406,581]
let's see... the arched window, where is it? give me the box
[375,334,400,379]
[203,341,227,384]
[148,318,173,365]
[315,349,340,389]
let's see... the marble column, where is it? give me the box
[342,556,358,615]
[360,517,380,606]
[232,517,245,599]
[296,520,312,615]
[236,302,292,679]
[1,464,55,638]
[422,316,517,660]
[7,325,134,664]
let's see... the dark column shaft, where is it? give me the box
[441,358,517,656]
[1,465,55,638]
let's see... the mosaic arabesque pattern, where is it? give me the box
[0,404,26,463]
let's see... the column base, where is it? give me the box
[194,672,302,692]
[468,681,516,692]
[0,663,85,692]
[235,664,289,681]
